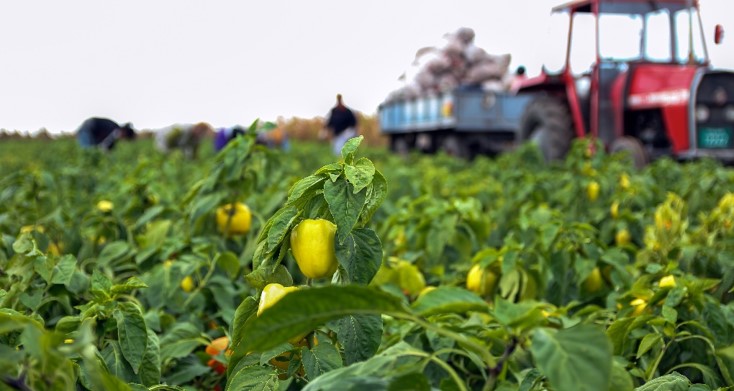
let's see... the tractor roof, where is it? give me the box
[552,0,699,13]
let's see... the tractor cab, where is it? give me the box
[519,0,734,165]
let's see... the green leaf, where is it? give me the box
[91,270,113,298]
[245,264,293,291]
[335,314,382,365]
[493,299,544,330]
[114,302,149,374]
[111,277,148,296]
[233,285,408,354]
[633,372,691,391]
[531,325,613,391]
[141,219,172,249]
[335,228,382,284]
[302,342,422,391]
[266,206,299,252]
[302,341,343,379]
[226,364,279,391]
[608,360,634,391]
[51,255,77,286]
[411,286,489,317]
[188,192,225,226]
[98,241,131,266]
[102,341,138,383]
[159,322,204,363]
[388,373,431,391]
[637,333,662,359]
[344,158,375,194]
[287,175,325,205]
[216,251,240,280]
[324,179,367,244]
[715,344,734,386]
[138,329,161,386]
[359,170,387,226]
[341,136,363,161]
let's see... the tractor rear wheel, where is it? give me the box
[610,136,649,169]
[518,96,573,161]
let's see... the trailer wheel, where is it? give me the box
[610,136,649,169]
[390,134,412,156]
[440,135,469,158]
[519,96,573,161]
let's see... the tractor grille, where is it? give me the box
[695,71,734,149]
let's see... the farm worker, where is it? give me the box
[323,94,358,155]
[76,117,136,151]
[256,125,291,151]
[509,65,527,94]
[155,122,213,159]
[213,125,246,152]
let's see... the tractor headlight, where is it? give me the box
[726,105,734,122]
[696,105,710,122]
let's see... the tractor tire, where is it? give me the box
[610,136,649,169]
[518,96,574,161]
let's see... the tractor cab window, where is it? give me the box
[542,11,571,75]
[569,12,596,76]
[674,9,706,64]
[644,9,673,62]
[599,14,643,61]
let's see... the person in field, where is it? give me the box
[76,117,136,151]
[155,122,213,159]
[214,124,290,152]
[323,94,358,155]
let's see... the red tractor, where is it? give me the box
[517,0,731,166]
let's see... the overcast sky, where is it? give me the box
[0,0,732,134]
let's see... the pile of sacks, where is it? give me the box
[386,27,512,101]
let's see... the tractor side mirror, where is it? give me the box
[715,24,724,45]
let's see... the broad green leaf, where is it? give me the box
[716,344,734,385]
[91,270,113,298]
[411,286,489,316]
[188,192,225,226]
[359,170,387,226]
[335,314,382,365]
[266,206,299,252]
[114,302,148,374]
[608,359,634,391]
[141,219,171,249]
[387,373,431,391]
[51,255,77,286]
[302,341,343,379]
[344,157,375,194]
[234,285,408,354]
[111,277,148,296]
[139,329,161,386]
[324,179,367,244]
[531,325,613,391]
[159,322,205,363]
[226,364,279,391]
[164,356,212,385]
[633,372,690,391]
[493,299,544,330]
[335,228,382,284]
[303,342,423,391]
[340,136,363,161]
[245,264,293,291]
[216,251,240,280]
[637,333,662,358]
[98,241,131,266]
[102,341,138,383]
[287,175,325,205]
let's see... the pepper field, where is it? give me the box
[1,128,733,391]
